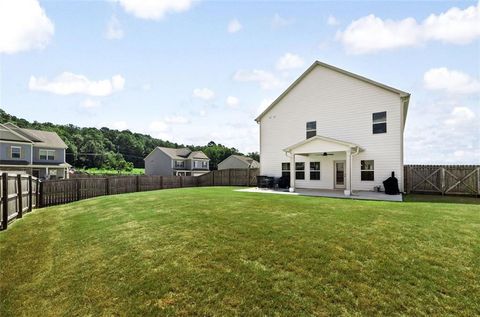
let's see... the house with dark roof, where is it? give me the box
[218,155,260,170]
[144,147,210,176]
[0,123,71,179]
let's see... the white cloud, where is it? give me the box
[149,120,168,132]
[0,0,54,54]
[193,88,215,101]
[444,106,476,126]
[164,115,189,124]
[327,15,339,26]
[233,69,282,90]
[29,72,125,96]
[424,68,480,95]
[271,13,294,28]
[81,98,101,109]
[227,18,242,33]
[276,53,305,71]
[116,0,193,20]
[226,96,239,108]
[337,3,480,54]
[112,121,128,130]
[105,15,124,40]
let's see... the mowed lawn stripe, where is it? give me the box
[1,187,479,316]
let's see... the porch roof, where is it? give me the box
[283,135,362,155]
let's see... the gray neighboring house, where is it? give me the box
[0,122,70,179]
[144,147,210,176]
[218,155,260,170]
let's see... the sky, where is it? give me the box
[0,0,479,164]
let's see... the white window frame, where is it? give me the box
[295,162,305,180]
[11,146,21,159]
[39,149,55,160]
[306,121,317,139]
[194,160,208,169]
[372,112,387,134]
[281,162,290,177]
[174,160,185,168]
[310,161,321,180]
[361,160,375,181]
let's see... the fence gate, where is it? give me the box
[405,165,480,196]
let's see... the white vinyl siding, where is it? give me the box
[259,65,403,191]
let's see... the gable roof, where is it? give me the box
[0,123,68,148]
[283,135,362,153]
[255,60,410,122]
[218,155,260,168]
[150,147,209,160]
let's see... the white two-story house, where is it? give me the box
[256,61,410,196]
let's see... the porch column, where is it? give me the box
[344,149,351,196]
[289,154,296,192]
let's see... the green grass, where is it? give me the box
[1,187,479,316]
[76,167,145,175]
[405,193,480,205]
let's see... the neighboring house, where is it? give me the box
[144,147,210,176]
[0,123,70,179]
[218,155,260,170]
[256,61,410,195]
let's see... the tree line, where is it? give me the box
[0,109,259,171]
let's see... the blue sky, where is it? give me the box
[0,0,479,163]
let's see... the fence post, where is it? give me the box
[441,167,446,196]
[105,177,110,195]
[35,178,40,208]
[180,176,183,188]
[477,167,480,198]
[212,171,215,186]
[39,181,44,208]
[136,175,140,192]
[247,168,251,187]
[160,176,164,190]
[28,176,33,212]
[1,173,8,230]
[17,174,23,218]
[76,179,81,201]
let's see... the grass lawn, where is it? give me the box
[76,167,145,175]
[1,187,479,316]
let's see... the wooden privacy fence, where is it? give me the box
[404,165,480,196]
[0,169,258,229]
[0,173,39,230]
[40,169,259,208]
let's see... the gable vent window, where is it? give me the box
[306,121,317,139]
[373,112,387,134]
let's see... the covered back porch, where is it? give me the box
[284,135,362,197]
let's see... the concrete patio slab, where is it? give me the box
[236,187,403,202]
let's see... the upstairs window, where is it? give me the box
[310,162,320,180]
[361,160,374,181]
[306,121,316,139]
[194,160,208,169]
[373,112,387,134]
[174,160,185,168]
[281,163,290,178]
[11,146,21,159]
[39,149,55,160]
[295,162,305,180]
